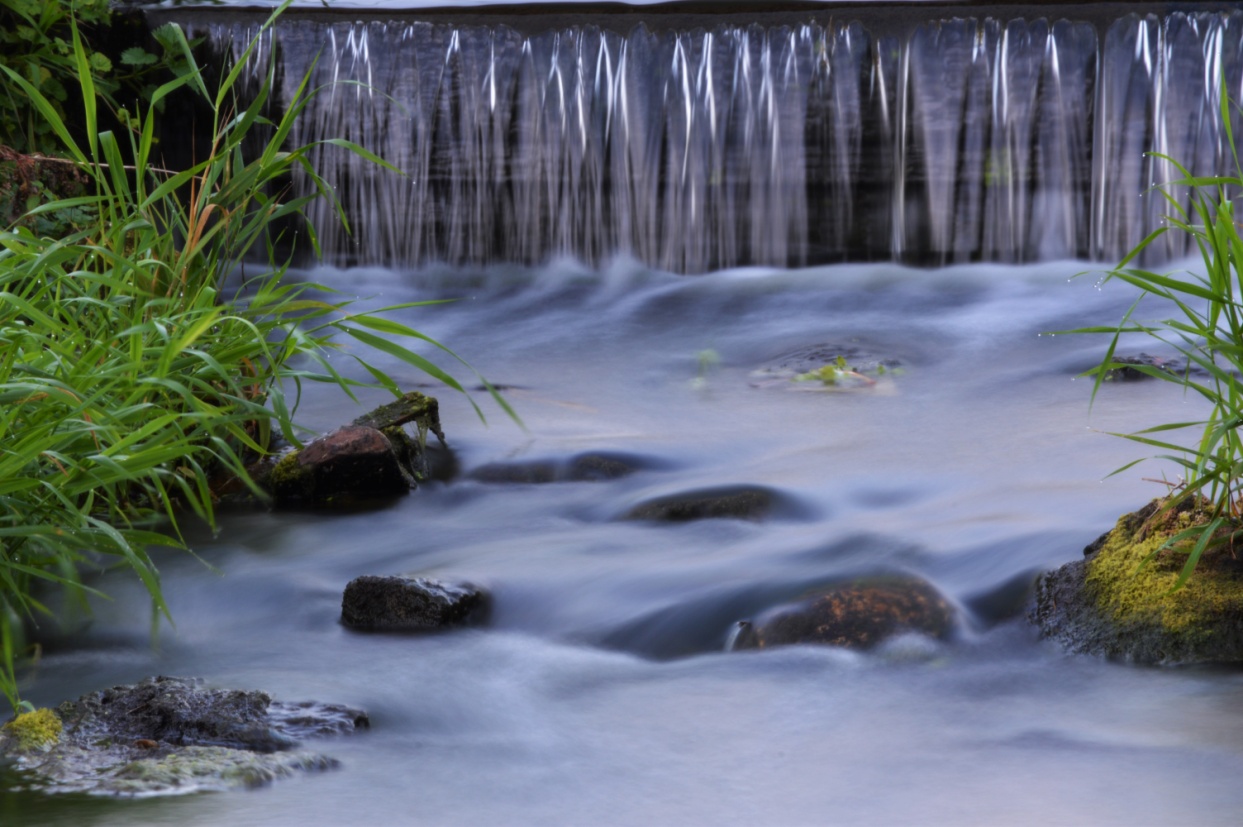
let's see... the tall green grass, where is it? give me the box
[0,4,512,710]
[1075,89,1243,590]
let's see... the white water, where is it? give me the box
[7,258,1243,825]
[197,10,1243,270]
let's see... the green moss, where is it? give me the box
[2,707,62,752]
[266,450,308,497]
[1085,503,1243,642]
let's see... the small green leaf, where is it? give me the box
[120,48,158,67]
[88,52,112,74]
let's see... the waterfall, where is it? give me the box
[192,10,1243,272]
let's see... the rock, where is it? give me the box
[1099,352,1196,382]
[728,575,958,651]
[622,485,781,522]
[0,676,367,797]
[218,391,446,506]
[341,576,489,631]
[1030,498,1243,664]
[469,451,656,484]
[265,426,412,503]
[749,341,903,391]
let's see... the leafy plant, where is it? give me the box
[0,0,187,155]
[1072,89,1243,591]
[0,4,513,710]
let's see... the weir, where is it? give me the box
[155,3,1243,272]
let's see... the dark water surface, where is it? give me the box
[7,259,1243,825]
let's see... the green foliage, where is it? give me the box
[0,4,513,711]
[1,706,61,752]
[0,0,188,154]
[1071,88,1243,591]
[792,355,899,388]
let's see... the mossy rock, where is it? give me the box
[1030,498,1243,664]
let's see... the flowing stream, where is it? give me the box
[6,257,1243,825]
[7,2,1243,824]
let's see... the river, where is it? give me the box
[6,256,1243,824]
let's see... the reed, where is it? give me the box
[0,3,513,710]
[1073,87,1243,590]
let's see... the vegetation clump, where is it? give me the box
[1031,499,1243,664]
[0,2,513,711]
[1,706,62,753]
[1071,87,1243,591]
[1085,499,1243,642]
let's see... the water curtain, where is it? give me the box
[199,11,1243,272]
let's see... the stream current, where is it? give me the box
[5,257,1243,824]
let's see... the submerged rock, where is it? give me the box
[1030,499,1243,664]
[1099,352,1197,382]
[728,575,958,651]
[469,451,657,484]
[749,341,903,391]
[341,576,489,631]
[0,676,367,797]
[622,485,782,522]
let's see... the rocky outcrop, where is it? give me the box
[1030,499,1243,664]
[0,676,367,796]
[728,575,958,651]
[341,576,489,631]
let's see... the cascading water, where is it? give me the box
[191,8,1243,272]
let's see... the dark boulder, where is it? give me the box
[223,391,446,506]
[728,575,958,651]
[0,676,367,797]
[264,425,412,503]
[341,576,489,631]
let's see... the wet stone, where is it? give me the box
[469,451,655,484]
[1100,352,1197,382]
[749,341,902,390]
[268,425,412,503]
[0,676,367,797]
[728,575,958,651]
[341,576,489,631]
[623,485,778,522]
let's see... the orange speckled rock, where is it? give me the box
[730,576,958,651]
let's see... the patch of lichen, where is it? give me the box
[2,707,63,753]
[1085,498,1243,641]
